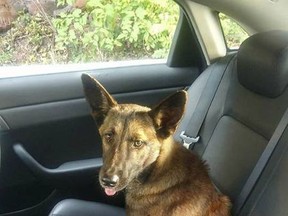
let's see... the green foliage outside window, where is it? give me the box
[0,2,249,66]
[54,0,178,62]
[219,13,249,49]
[0,0,178,65]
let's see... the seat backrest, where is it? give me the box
[176,30,288,203]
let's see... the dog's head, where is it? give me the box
[81,73,187,196]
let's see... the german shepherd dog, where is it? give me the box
[81,74,231,216]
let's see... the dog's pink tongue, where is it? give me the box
[105,188,116,196]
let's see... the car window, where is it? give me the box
[0,0,179,66]
[219,13,249,50]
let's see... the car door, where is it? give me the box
[0,9,206,216]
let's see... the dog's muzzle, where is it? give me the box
[101,174,119,188]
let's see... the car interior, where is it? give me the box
[0,0,288,216]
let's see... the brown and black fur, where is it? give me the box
[81,73,231,216]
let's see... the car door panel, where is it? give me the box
[0,64,199,215]
[0,87,181,130]
[0,64,196,110]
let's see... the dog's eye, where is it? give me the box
[133,140,145,148]
[104,132,113,142]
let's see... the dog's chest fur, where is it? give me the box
[124,138,225,216]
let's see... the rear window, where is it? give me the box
[219,13,249,50]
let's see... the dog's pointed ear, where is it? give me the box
[81,73,117,126]
[149,91,187,139]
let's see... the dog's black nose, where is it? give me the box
[101,175,119,187]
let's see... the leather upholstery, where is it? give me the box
[49,199,125,216]
[240,127,288,216]
[176,31,288,203]
[237,30,288,98]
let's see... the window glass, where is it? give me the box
[219,13,249,50]
[0,0,179,65]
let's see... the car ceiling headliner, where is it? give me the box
[189,0,288,33]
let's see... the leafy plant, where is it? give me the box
[52,0,179,62]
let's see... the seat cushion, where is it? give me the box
[49,199,126,216]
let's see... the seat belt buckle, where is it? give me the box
[180,131,200,149]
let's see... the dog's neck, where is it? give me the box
[125,136,191,210]
[132,136,178,187]
[137,161,156,184]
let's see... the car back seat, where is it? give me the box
[49,30,288,216]
[177,30,288,203]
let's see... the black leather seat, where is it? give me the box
[49,30,288,216]
[49,199,126,216]
[177,30,288,202]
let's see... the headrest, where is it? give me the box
[237,30,288,98]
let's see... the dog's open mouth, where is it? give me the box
[104,187,117,196]
[100,175,129,196]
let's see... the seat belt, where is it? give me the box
[180,54,235,149]
[233,106,288,215]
